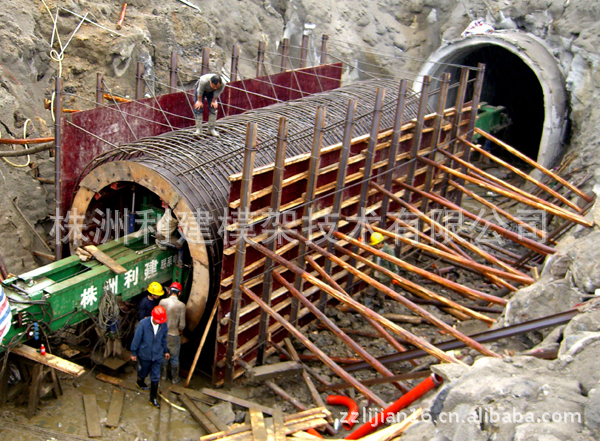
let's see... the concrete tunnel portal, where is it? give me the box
[417,31,568,168]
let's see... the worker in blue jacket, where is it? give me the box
[131,305,170,408]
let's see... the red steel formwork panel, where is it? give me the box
[60,64,343,214]
[213,106,472,385]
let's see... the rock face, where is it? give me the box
[402,354,599,441]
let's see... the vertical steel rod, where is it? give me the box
[290,107,326,323]
[225,122,258,384]
[230,45,239,82]
[257,117,289,365]
[403,75,431,203]
[299,34,309,68]
[256,41,266,77]
[421,72,451,215]
[454,63,485,206]
[320,99,357,309]
[345,87,385,293]
[54,76,63,261]
[135,61,144,100]
[96,73,103,107]
[379,80,407,229]
[440,67,469,199]
[280,38,289,72]
[169,52,179,93]
[201,47,210,75]
[320,34,329,65]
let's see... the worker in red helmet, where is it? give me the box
[159,281,186,384]
[131,305,170,408]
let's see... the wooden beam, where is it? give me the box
[83,245,127,274]
[273,409,286,441]
[249,407,269,441]
[83,394,102,438]
[249,360,304,382]
[201,388,276,416]
[105,389,125,428]
[12,345,85,377]
[180,393,219,434]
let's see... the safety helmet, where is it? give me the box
[148,282,164,296]
[151,305,167,324]
[170,281,183,293]
[369,232,385,246]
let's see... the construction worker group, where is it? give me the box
[131,281,186,408]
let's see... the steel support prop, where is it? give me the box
[201,47,210,75]
[404,75,431,203]
[421,72,451,215]
[379,79,408,229]
[299,34,309,68]
[256,41,266,77]
[169,52,179,93]
[290,107,326,323]
[320,34,329,65]
[54,76,63,261]
[225,122,258,384]
[230,45,239,82]
[280,38,289,72]
[257,117,289,365]
[135,62,144,100]
[96,73,103,107]
[345,87,385,293]
[320,99,356,309]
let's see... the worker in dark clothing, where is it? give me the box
[138,282,164,321]
[193,73,226,137]
[131,305,170,408]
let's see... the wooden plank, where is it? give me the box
[12,345,85,377]
[83,394,102,438]
[249,360,303,382]
[180,393,219,434]
[105,389,125,428]
[199,408,330,441]
[272,410,286,441]
[201,388,276,416]
[84,244,127,274]
[158,390,172,441]
[169,385,217,404]
[249,406,269,441]
[96,373,138,392]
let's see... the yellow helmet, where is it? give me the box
[148,282,164,296]
[369,232,385,246]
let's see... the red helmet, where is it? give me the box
[151,306,167,324]
[170,282,183,293]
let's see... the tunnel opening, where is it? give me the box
[459,45,545,161]
[417,33,568,168]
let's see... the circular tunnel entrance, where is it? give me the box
[460,45,544,160]
[417,32,568,168]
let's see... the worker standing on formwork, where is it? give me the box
[131,305,170,408]
[193,73,226,138]
[159,282,186,384]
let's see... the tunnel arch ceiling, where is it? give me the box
[416,31,568,168]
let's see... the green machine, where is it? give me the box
[474,103,511,141]
[1,229,184,352]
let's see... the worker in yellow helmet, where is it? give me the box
[369,232,400,291]
[138,281,165,321]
